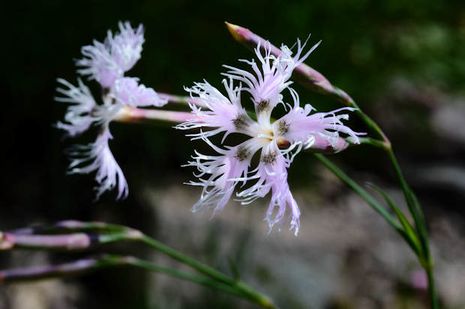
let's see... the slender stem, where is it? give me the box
[140,235,275,308]
[315,152,438,308]
[1,222,276,308]
[386,150,429,248]
[425,263,439,309]
[386,148,438,308]
[111,256,246,298]
[25,245,271,307]
[314,153,423,254]
[354,108,391,145]
[114,106,193,124]
[358,137,390,150]
[158,93,191,105]
[158,93,205,107]
[0,255,241,297]
[140,235,233,285]
[334,101,438,306]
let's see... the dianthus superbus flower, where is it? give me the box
[179,39,362,235]
[56,22,167,199]
[77,22,144,88]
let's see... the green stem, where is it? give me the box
[386,150,429,251]
[315,152,439,308]
[140,236,275,308]
[346,100,390,146]
[3,222,276,308]
[385,149,438,308]
[425,263,439,309]
[106,256,245,298]
[345,97,438,307]
[314,153,423,254]
[358,137,390,150]
[335,86,438,306]
[0,254,245,299]
[126,256,273,307]
[140,236,233,285]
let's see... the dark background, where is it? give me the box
[1,0,465,308]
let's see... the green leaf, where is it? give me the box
[367,184,422,256]
[313,154,401,232]
[386,150,431,263]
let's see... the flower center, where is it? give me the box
[257,127,274,142]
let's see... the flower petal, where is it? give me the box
[55,78,97,137]
[67,126,128,200]
[111,77,167,107]
[76,21,144,88]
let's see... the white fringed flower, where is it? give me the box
[179,40,362,235]
[223,39,320,117]
[77,22,144,88]
[57,22,167,199]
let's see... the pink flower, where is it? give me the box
[77,22,144,88]
[57,22,166,199]
[223,39,320,117]
[179,40,361,235]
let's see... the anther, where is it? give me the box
[235,146,250,161]
[257,100,270,112]
[232,114,248,130]
[277,120,290,135]
[262,151,277,165]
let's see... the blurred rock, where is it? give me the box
[431,99,465,148]
[140,182,465,309]
[410,164,465,194]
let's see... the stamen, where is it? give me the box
[257,100,270,112]
[262,151,277,165]
[232,114,249,130]
[277,120,290,135]
[234,146,250,161]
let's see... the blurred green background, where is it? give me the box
[1,0,465,308]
